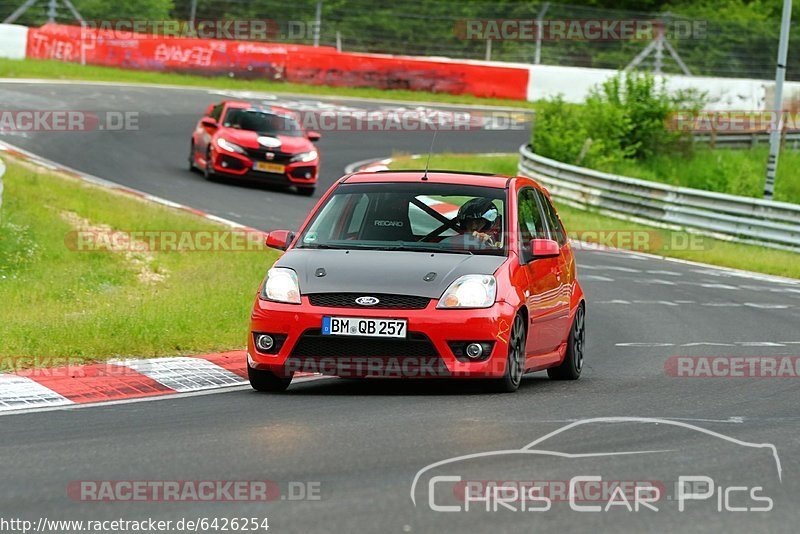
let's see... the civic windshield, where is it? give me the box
[297,182,507,256]
[222,109,304,137]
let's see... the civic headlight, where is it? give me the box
[260,267,301,304]
[216,137,246,154]
[291,150,318,163]
[437,275,496,309]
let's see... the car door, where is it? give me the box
[536,190,572,346]
[518,188,564,356]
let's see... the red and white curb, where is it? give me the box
[1,352,242,412]
[1,352,322,414]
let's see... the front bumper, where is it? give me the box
[211,148,318,185]
[248,297,517,379]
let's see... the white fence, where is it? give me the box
[518,144,800,252]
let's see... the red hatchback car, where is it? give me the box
[189,100,321,196]
[248,170,585,392]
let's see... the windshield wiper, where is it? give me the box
[377,245,473,255]
[302,243,478,255]
[301,243,385,251]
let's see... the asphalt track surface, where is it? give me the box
[1,81,800,533]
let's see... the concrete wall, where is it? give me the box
[527,64,800,111]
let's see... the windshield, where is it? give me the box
[297,182,507,256]
[222,109,304,137]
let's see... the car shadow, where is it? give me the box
[278,373,553,396]
[206,174,297,195]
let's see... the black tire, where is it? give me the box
[248,365,292,392]
[296,186,316,197]
[203,148,215,180]
[188,142,197,172]
[485,313,526,393]
[548,304,585,380]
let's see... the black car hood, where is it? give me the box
[275,249,505,299]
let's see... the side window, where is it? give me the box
[518,189,546,244]
[302,194,364,243]
[537,192,567,246]
[211,104,224,121]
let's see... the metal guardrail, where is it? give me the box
[693,131,800,149]
[518,144,800,252]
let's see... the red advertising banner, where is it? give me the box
[26,24,528,100]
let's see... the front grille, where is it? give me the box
[290,330,437,358]
[243,147,294,164]
[285,329,449,377]
[307,293,430,309]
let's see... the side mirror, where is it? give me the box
[201,118,218,129]
[531,238,560,259]
[265,230,295,251]
[307,131,321,142]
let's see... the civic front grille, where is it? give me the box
[243,148,294,164]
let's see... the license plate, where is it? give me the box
[322,316,407,338]
[253,161,285,174]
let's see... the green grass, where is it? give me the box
[0,58,535,109]
[602,147,800,205]
[388,153,800,279]
[0,157,279,365]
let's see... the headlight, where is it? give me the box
[216,138,246,154]
[260,267,301,304]
[437,275,496,309]
[291,150,318,163]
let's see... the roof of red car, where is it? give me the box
[344,170,513,188]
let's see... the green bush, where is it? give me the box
[532,72,703,168]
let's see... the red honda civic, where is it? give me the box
[189,100,321,196]
[248,170,585,392]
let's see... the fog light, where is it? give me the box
[465,343,484,359]
[221,161,228,168]
[304,172,311,178]
[256,334,274,352]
